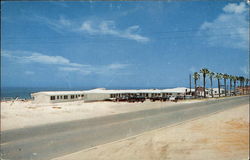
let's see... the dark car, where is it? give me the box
[150,97,169,102]
[127,96,145,103]
[115,97,129,102]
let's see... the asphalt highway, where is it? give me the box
[0,96,248,160]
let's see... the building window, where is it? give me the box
[57,96,60,99]
[60,96,63,99]
[81,94,84,97]
[50,96,55,100]
[71,95,74,99]
[64,95,68,99]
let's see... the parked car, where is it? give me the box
[150,97,168,102]
[149,97,161,102]
[127,96,145,103]
[169,96,176,101]
[115,97,128,102]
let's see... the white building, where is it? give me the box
[31,91,85,103]
[162,87,195,95]
[208,88,225,97]
[31,87,196,103]
[83,88,163,102]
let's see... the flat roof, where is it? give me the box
[31,87,196,96]
[83,88,162,94]
[31,91,85,96]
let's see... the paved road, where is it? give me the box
[1,96,248,160]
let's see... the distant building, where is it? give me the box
[237,86,250,95]
[208,88,225,97]
[196,87,225,97]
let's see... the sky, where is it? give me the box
[1,1,249,89]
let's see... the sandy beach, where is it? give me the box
[1,99,203,131]
[53,104,249,160]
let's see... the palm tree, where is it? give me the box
[215,73,222,97]
[193,72,200,98]
[208,71,215,98]
[239,76,245,94]
[232,76,237,96]
[228,75,234,96]
[246,78,249,94]
[200,68,209,98]
[223,74,229,96]
[246,78,249,87]
[236,76,240,94]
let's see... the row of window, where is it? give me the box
[50,94,84,101]
[110,93,176,98]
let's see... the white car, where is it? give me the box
[169,96,176,101]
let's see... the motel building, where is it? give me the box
[31,91,85,103]
[31,87,196,103]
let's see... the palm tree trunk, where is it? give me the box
[243,81,245,94]
[218,79,221,97]
[194,80,197,98]
[240,81,244,94]
[224,79,227,96]
[203,74,206,98]
[246,81,249,94]
[210,77,213,98]
[234,80,236,96]
[229,79,232,96]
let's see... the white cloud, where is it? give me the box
[32,15,72,33]
[79,20,150,43]
[223,2,247,14]
[2,50,86,67]
[58,67,92,75]
[25,53,70,65]
[58,16,71,26]
[24,71,35,75]
[58,67,81,71]
[31,15,149,43]
[199,2,249,50]
[2,50,130,75]
[107,63,129,69]
[80,20,97,34]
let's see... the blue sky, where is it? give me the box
[1,1,249,89]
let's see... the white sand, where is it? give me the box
[53,104,249,160]
[1,99,203,131]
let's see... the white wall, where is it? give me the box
[32,94,51,103]
[32,94,85,103]
[84,93,110,102]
